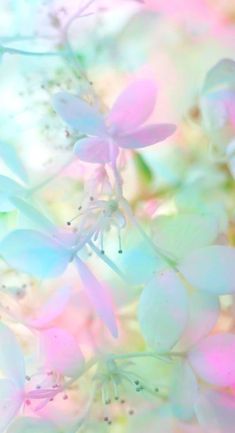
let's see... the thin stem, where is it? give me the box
[88,240,127,282]
[110,351,184,361]
[1,45,66,58]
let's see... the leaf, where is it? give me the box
[138,269,188,352]
[0,142,28,183]
[117,124,176,148]
[28,286,72,329]
[195,390,235,433]
[107,79,157,133]
[176,291,220,350]
[0,230,71,279]
[0,323,25,387]
[52,91,106,136]
[188,333,235,386]
[153,213,219,261]
[180,246,235,294]
[0,379,23,433]
[75,257,118,338]
[170,361,198,421]
[40,327,84,377]
[133,152,153,183]
[7,417,60,433]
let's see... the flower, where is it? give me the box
[52,79,176,164]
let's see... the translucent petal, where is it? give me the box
[153,213,219,261]
[195,390,235,433]
[176,291,220,349]
[0,175,26,212]
[138,269,188,352]
[0,142,28,183]
[117,124,176,148]
[180,246,235,294]
[107,79,157,133]
[188,333,235,386]
[0,323,25,387]
[75,257,118,338]
[7,417,59,433]
[170,361,198,421]
[10,197,58,235]
[202,59,235,93]
[0,230,71,279]
[28,286,72,329]
[52,92,106,136]
[74,137,113,163]
[0,379,23,433]
[40,327,84,378]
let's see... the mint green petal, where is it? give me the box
[153,213,219,261]
[138,270,188,352]
[170,361,198,421]
[0,380,23,433]
[0,230,71,278]
[180,246,235,294]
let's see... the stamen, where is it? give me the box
[117,228,123,254]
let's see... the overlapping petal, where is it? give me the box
[107,79,157,133]
[117,124,176,149]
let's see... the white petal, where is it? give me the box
[0,379,23,433]
[0,323,25,387]
[138,269,188,352]
[180,246,235,294]
[170,361,198,421]
[0,142,28,183]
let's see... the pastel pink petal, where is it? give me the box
[188,333,235,386]
[74,137,115,164]
[75,257,118,338]
[107,79,157,133]
[52,92,106,136]
[117,124,176,149]
[40,327,84,378]
[0,379,23,433]
[28,286,72,329]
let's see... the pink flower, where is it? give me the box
[52,79,176,164]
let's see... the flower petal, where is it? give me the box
[7,417,59,433]
[107,79,157,133]
[138,269,188,352]
[0,175,26,212]
[0,141,28,183]
[40,327,84,378]
[188,333,235,386]
[153,213,219,261]
[10,197,58,235]
[52,91,106,136]
[0,230,71,279]
[74,137,113,163]
[117,124,176,149]
[170,361,198,421]
[75,257,118,338]
[177,291,219,350]
[0,323,25,387]
[28,286,72,329]
[180,246,235,294]
[195,390,235,433]
[0,379,23,433]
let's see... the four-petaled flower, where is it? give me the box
[52,79,176,164]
